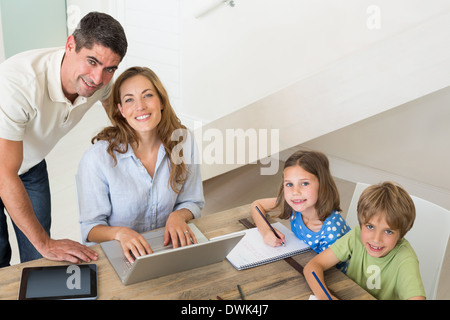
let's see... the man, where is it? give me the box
[0,12,128,267]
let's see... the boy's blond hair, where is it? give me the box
[357,182,415,239]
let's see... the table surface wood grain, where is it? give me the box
[0,204,374,300]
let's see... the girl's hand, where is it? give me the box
[116,227,153,264]
[262,228,286,247]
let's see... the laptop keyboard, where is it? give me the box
[120,232,171,272]
[123,257,133,270]
[117,224,207,275]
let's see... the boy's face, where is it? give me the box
[360,213,401,258]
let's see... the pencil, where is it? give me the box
[312,271,332,300]
[237,284,245,300]
[255,206,285,246]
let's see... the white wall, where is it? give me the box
[68,0,184,122]
[46,1,450,210]
[198,5,450,176]
[0,6,5,63]
[180,0,450,124]
[66,0,112,24]
[181,1,450,210]
[65,1,450,129]
[299,87,450,210]
[118,0,182,115]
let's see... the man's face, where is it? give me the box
[61,35,121,101]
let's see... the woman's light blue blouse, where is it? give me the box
[77,133,204,245]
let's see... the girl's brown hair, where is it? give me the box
[275,150,341,220]
[92,66,188,193]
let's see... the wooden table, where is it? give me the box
[0,204,374,300]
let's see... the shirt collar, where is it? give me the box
[47,48,87,106]
[47,48,66,103]
[116,145,135,161]
[116,143,167,163]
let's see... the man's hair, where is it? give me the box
[72,12,127,60]
[357,181,416,238]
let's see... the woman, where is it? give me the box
[77,67,204,264]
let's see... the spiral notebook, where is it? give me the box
[225,222,311,270]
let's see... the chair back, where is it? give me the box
[346,182,450,299]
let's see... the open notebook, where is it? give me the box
[224,222,311,270]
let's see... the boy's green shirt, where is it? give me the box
[330,226,426,300]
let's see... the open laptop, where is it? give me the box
[101,223,244,285]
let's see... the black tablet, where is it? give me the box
[18,264,98,300]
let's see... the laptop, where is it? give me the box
[101,223,244,285]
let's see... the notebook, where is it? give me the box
[101,223,245,285]
[225,222,311,270]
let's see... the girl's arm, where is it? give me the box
[304,248,341,300]
[250,198,286,246]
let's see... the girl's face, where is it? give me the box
[360,213,401,258]
[118,74,163,137]
[283,165,319,217]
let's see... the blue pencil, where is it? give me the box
[312,271,332,300]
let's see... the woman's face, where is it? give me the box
[117,74,163,137]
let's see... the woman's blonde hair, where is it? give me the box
[92,66,188,193]
[275,150,341,220]
[357,181,415,238]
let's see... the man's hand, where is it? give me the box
[40,238,98,264]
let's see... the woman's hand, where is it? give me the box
[116,227,153,264]
[163,209,196,248]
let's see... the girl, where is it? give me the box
[77,67,204,264]
[251,150,350,255]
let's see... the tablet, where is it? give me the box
[18,264,98,300]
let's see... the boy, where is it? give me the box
[304,181,426,300]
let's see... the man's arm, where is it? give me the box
[0,138,98,263]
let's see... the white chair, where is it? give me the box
[346,182,450,300]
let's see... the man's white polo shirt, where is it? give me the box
[0,47,112,175]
